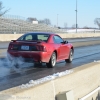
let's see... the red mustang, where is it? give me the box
[7,32,74,68]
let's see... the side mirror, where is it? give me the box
[66,41,68,43]
[61,41,68,44]
[64,41,68,44]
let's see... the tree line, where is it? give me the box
[27,17,100,29]
[0,1,9,16]
[27,17,51,25]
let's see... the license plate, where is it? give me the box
[21,46,29,50]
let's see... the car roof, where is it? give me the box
[24,32,56,35]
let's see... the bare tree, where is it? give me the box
[72,24,76,29]
[0,1,9,16]
[54,25,57,28]
[44,18,51,25]
[83,26,89,29]
[38,20,45,24]
[94,18,100,29]
[64,23,67,29]
[38,18,51,25]
[27,17,37,22]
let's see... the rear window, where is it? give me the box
[18,34,50,42]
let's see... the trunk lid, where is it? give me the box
[8,40,46,51]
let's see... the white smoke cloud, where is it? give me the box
[0,52,34,77]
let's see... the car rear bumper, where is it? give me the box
[7,50,50,63]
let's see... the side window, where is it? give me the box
[53,35,63,43]
[25,35,32,40]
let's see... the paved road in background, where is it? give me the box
[0,37,100,49]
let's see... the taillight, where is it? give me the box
[36,45,47,52]
[8,44,14,50]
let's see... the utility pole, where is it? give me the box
[57,14,58,27]
[75,0,78,33]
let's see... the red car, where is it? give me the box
[7,32,74,68]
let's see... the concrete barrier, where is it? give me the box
[58,33,100,38]
[0,33,100,41]
[0,62,100,100]
[0,34,22,41]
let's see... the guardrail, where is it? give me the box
[79,87,100,100]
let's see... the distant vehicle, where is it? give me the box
[7,32,74,68]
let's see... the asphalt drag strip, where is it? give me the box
[0,44,100,91]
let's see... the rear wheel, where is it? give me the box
[34,62,42,67]
[46,52,56,68]
[65,49,73,63]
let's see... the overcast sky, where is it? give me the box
[2,0,100,28]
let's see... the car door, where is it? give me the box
[53,35,69,60]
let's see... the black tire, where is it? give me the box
[46,52,56,68]
[34,62,42,67]
[65,49,73,63]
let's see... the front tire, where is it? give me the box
[46,52,56,68]
[65,49,73,63]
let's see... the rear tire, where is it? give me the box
[65,49,73,63]
[46,52,56,68]
[34,62,42,67]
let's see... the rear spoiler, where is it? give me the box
[11,40,44,43]
[11,40,16,42]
